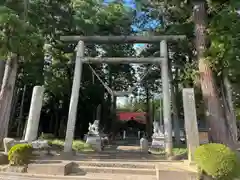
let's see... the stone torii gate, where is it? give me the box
[60,35,186,156]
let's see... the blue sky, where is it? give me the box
[105,0,160,50]
[104,0,136,8]
[104,0,160,34]
[103,0,160,107]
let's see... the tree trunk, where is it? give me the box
[170,68,180,144]
[145,85,151,138]
[108,67,113,132]
[8,87,20,135]
[22,118,28,139]
[96,104,101,120]
[193,1,233,146]
[222,75,238,143]
[0,61,6,89]
[54,115,59,136]
[0,53,18,141]
[17,85,26,137]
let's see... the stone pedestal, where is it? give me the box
[0,152,8,165]
[31,140,49,149]
[140,137,148,152]
[86,135,101,151]
[151,136,165,149]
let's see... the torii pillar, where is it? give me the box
[64,41,84,152]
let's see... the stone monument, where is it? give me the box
[151,121,165,149]
[25,86,44,142]
[86,120,102,151]
[182,88,200,163]
[123,130,126,139]
[140,134,148,152]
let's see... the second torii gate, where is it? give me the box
[60,35,186,156]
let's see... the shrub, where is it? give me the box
[47,139,64,151]
[47,139,94,152]
[39,133,55,140]
[194,143,240,180]
[8,143,33,166]
[72,140,93,152]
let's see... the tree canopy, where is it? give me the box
[0,0,239,148]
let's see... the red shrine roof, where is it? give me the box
[117,112,146,124]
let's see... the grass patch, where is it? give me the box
[150,147,187,156]
[173,147,187,156]
[47,139,94,152]
[173,143,187,156]
[150,143,187,158]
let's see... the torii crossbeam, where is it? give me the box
[60,35,186,43]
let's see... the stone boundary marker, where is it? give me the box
[182,88,200,163]
[25,86,44,142]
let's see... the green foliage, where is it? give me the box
[194,143,240,180]
[39,133,55,140]
[72,140,93,152]
[2,0,139,138]
[8,144,33,166]
[207,5,240,74]
[0,6,43,58]
[48,139,94,152]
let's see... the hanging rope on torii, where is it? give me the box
[87,64,114,97]
[87,62,155,97]
[60,35,186,156]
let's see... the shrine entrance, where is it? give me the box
[60,35,186,156]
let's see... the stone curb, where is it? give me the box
[0,172,110,180]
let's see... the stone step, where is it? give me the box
[71,166,156,175]
[75,152,162,161]
[70,173,157,180]
[74,160,156,169]
[0,171,197,180]
[0,172,156,180]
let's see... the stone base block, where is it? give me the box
[151,137,165,149]
[183,160,197,166]
[0,165,27,173]
[7,166,27,173]
[156,169,198,180]
[0,152,9,165]
[86,136,101,151]
[27,160,74,176]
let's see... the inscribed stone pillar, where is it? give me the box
[24,86,44,141]
[182,88,199,162]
